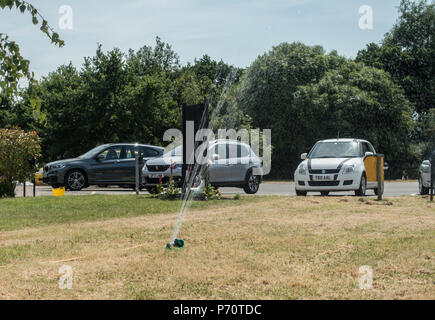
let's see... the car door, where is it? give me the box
[230,143,250,182]
[116,146,162,183]
[91,145,123,183]
[209,142,232,183]
[116,145,137,183]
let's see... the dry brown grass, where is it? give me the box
[0,195,434,300]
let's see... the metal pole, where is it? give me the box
[23,181,26,198]
[33,178,36,197]
[430,161,433,202]
[431,151,434,202]
[431,171,433,202]
[377,154,383,201]
[135,153,139,195]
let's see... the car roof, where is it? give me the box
[318,138,370,144]
[106,143,164,150]
[211,139,251,147]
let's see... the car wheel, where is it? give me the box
[296,190,307,196]
[66,170,86,191]
[320,191,329,196]
[419,176,429,195]
[243,169,260,194]
[355,174,367,196]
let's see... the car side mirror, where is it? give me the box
[364,152,374,157]
[96,154,105,161]
[384,162,389,171]
[212,154,219,161]
[300,153,307,160]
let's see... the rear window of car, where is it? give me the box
[144,148,160,157]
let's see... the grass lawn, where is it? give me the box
[0,195,249,232]
[0,194,433,299]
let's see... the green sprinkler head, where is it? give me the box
[166,238,184,249]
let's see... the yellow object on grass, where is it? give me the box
[364,155,384,182]
[52,187,65,197]
[34,169,44,186]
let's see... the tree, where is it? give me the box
[237,42,346,178]
[127,36,180,77]
[21,39,184,161]
[0,128,41,197]
[356,0,435,162]
[0,0,64,97]
[293,62,414,178]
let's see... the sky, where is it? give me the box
[0,0,402,79]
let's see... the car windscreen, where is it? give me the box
[164,145,182,157]
[78,145,109,159]
[309,142,360,158]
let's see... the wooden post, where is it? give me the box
[377,154,383,201]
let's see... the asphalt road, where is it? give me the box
[15,181,419,198]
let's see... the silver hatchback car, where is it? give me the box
[142,140,263,194]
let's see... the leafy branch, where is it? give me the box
[0,0,64,96]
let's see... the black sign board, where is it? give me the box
[181,103,209,187]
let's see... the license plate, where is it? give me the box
[149,173,162,179]
[314,175,332,181]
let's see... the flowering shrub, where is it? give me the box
[0,128,41,197]
[156,163,181,200]
[159,179,180,200]
[201,184,221,201]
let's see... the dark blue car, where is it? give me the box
[43,143,164,191]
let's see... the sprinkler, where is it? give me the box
[166,238,184,249]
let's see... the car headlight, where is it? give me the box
[343,164,355,174]
[51,164,66,170]
[298,164,307,175]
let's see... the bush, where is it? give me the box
[201,184,221,201]
[0,128,41,197]
[159,180,181,200]
[0,177,15,198]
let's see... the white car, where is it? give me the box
[294,138,381,196]
[418,158,432,195]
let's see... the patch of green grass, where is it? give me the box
[0,195,258,232]
[0,244,32,265]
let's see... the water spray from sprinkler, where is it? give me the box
[166,68,239,249]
